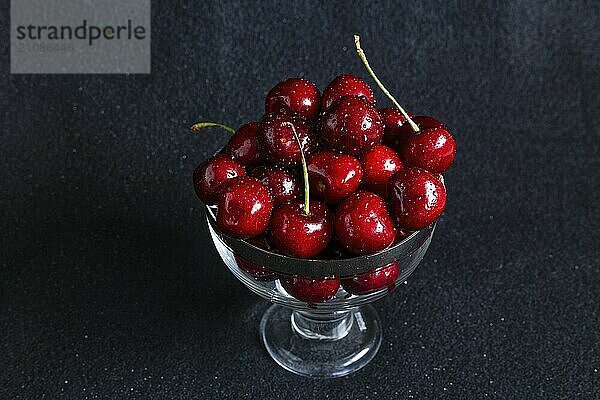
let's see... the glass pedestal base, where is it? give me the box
[260,304,382,378]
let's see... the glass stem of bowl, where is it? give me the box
[291,309,355,341]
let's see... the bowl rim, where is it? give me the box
[206,205,436,277]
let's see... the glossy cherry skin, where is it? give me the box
[379,108,410,131]
[307,150,363,205]
[259,113,316,166]
[251,166,301,206]
[265,78,321,120]
[387,167,446,231]
[280,275,340,303]
[269,200,333,258]
[360,145,403,196]
[412,115,445,130]
[235,255,275,280]
[379,108,413,149]
[216,176,273,239]
[225,122,262,166]
[334,191,396,255]
[400,127,456,173]
[342,262,400,295]
[388,115,445,152]
[319,96,383,156]
[321,74,375,110]
[193,154,246,205]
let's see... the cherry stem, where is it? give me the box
[353,35,420,133]
[282,122,310,215]
[189,122,236,134]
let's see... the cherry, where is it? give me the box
[251,165,301,206]
[259,113,316,166]
[280,275,340,303]
[400,126,456,173]
[410,115,445,130]
[387,115,445,152]
[193,154,245,205]
[379,108,411,132]
[269,200,333,258]
[360,144,403,196]
[334,191,396,255]
[307,150,363,205]
[319,95,383,156]
[216,176,273,238]
[225,122,262,166]
[235,255,275,280]
[190,121,263,167]
[321,74,375,110]
[342,262,399,295]
[268,122,333,258]
[265,78,321,120]
[387,167,446,231]
[379,108,413,149]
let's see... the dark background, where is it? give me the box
[2,0,599,398]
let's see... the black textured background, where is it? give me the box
[2,1,599,398]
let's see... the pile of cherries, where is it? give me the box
[193,38,456,303]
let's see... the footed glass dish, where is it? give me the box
[206,205,435,378]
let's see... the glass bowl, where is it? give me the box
[206,205,435,378]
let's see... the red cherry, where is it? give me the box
[265,78,321,120]
[400,127,456,173]
[267,120,334,259]
[342,262,400,295]
[379,108,413,149]
[235,255,275,280]
[225,122,262,166]
[307,150,363,205]
[193,154,245,205]
[360,144,403,196]
[251,166,301,206]
[387,167,446,231]
[334,191,396,255]
[387,115,445,152]
[269,200,333,258]
[280,275,340,303]
[379,108,411,131]
[413,115,445,129]
[319,96,383,156]
[321,74,375,110]
[259,113,316,166]
[216,176,273,238]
